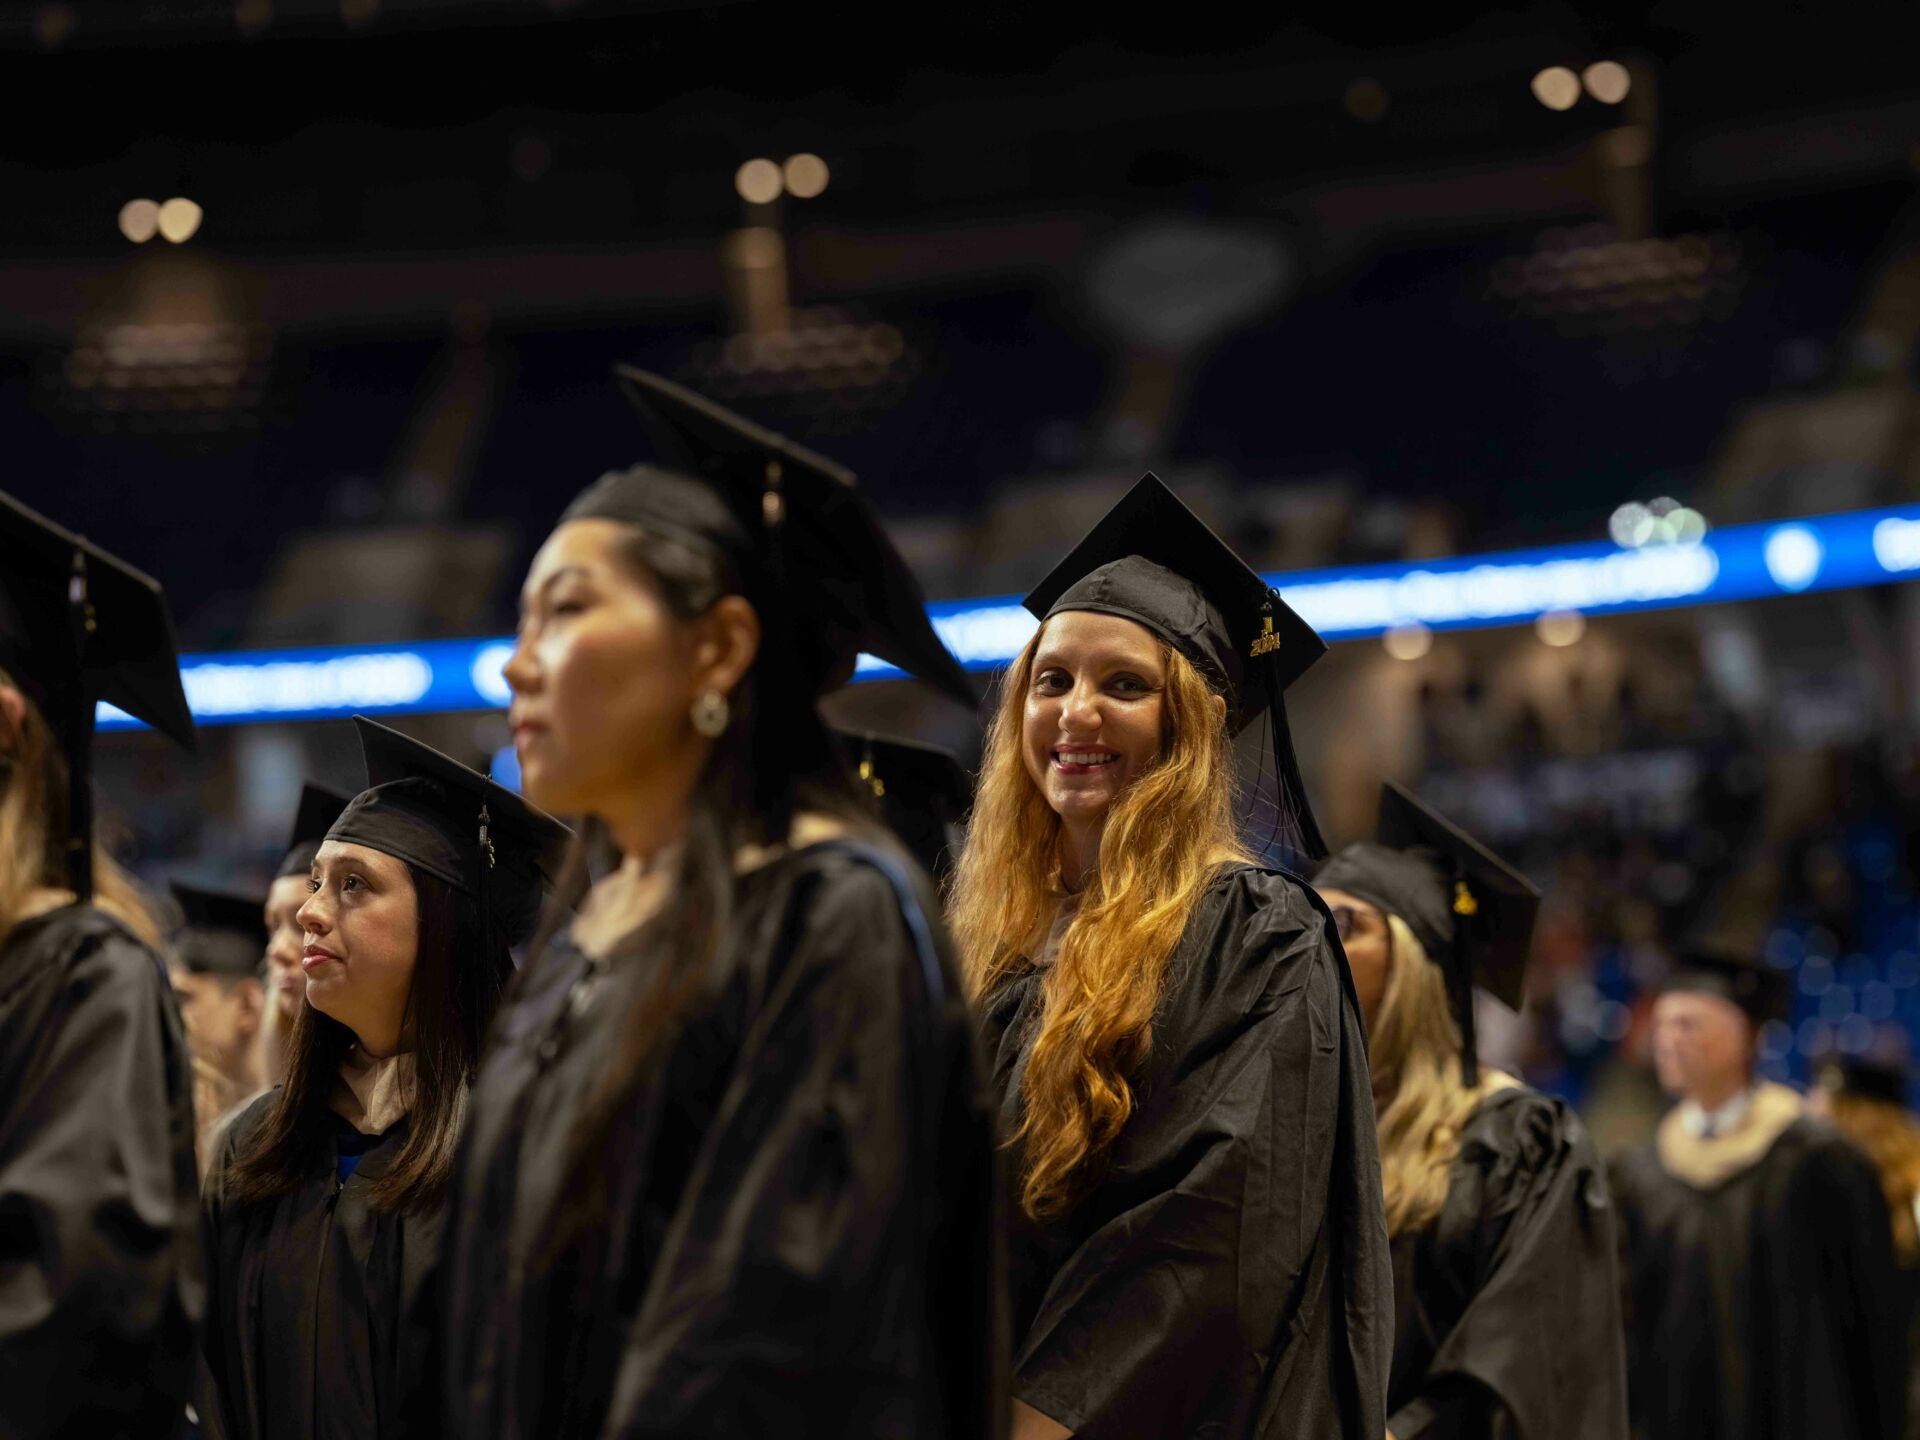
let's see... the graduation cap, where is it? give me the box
[0,490,196,901]
[170,881,268,979]
[593,366,975,710]
[1314,781,1542,1085]
[842,730,972,879]
[1660,945,1792,1028]
[276,782,353,881]
[1817,1058,1911,1109]
[1022,473,1328,857]
[325,717,571,947]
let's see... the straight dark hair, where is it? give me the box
[538,521,876,1241]
[223,864,513,1214]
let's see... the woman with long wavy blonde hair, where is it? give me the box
[1314,782,1626,1440]
[951,474,1391,1440]
[0,491,202,1438]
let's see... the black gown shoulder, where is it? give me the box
[982,861,1392,1440]
[0,904,202,1440]
[1387,1085,1627,1440]
[437,836,1004,1440]
[203,1086,442,1440]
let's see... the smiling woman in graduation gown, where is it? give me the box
[434,370,1002,1439]
[0,492,203,1439]
[948,474,1391,1439]
[201,718,568,1440]
[1315,783,1626,1440]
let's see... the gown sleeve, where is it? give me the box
[0,916,202,1438]
[596,849,997,1440]
[1799,1131,1906,1440]
[1388,1092,1628,1440]
[1011,872,1392,1440]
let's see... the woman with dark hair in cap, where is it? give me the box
[0,491,202,1437]
[202,717,569,1440]
[259,783,351,1084]
[435,370,1002,1439]
[1611,948,1904,1440]
[948,474,1390,1440]
[1314,782,1626,1440]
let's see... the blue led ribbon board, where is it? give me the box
[96,503,1920,730]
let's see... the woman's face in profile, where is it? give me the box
[295,842,419,1050]
[505,518,704,819]
[1021,611,1166,829]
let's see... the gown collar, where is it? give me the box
[332,1046,416,1136]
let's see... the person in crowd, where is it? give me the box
[1314,781,1627,1440]
[259,783,351,1084]
[1611,949,1904,1440]
[435,368,1005,1438]
[202,717,569,1440]
[168,882,270,1168]
[949,472,1391,1440]
[1811,1059,1920,1440]
[0,490,203,1437]
[841,729,973,885]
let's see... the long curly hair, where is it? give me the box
[1824,1090,1920,1266]
[1368,913,1511,1237]
[948,625,1248,1221]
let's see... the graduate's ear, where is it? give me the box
[0,682,24,755]
[687,595,761,705]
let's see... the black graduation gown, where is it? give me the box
[1387,1086,1628,1440]
[979,864,1393,1440]
[202,1096,443,1440]
[1611,1109,1904,1440]
[436,838,1005,1440]
[0,904,202,1440]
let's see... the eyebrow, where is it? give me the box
[518,563,591,614]
[1032,649,1163,674]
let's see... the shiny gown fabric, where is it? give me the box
[981,865,1393,1440]
[0,906,202,1440]
[1387,1087,1628,1439]
[436,839,1005,1439]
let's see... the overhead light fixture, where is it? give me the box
[157,197,203,244]
[1382,622,1432,661]
[1530,66,1581,111]
[119,198,161,244]
[1536,610,1586,647]
[782,153,830,199]
[734,158,783,205]
[1582,60,1632,104]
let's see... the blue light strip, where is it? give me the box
[97,503,1920,730]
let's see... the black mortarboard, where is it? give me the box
[843,730,972,880]
[324,717,571,947]
[0,490,196,900]
[170,881,268,979]
[1818,1058,1911,1109]
[1314,781,1541,1084]
[1022,473,1328,857]
[1659,945,1792,1028]
[596,366,975,710]
[277,782,353,880]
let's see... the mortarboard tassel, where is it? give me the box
[64,545,96,903]
[1256,592,1326,863]
[1452,875,1481,1087]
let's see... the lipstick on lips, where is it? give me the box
[1051,745,1121,775]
